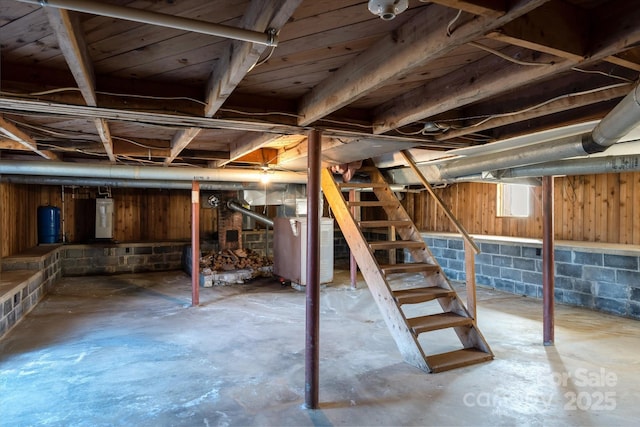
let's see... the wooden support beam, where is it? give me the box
[204,0,302,118]
[45,7,115,161]
[213,132,279,167]
[605,47,640,72]
[112,139,171,157]
[0,137,30,151]
[487,0,589,61]
[297,0,549,126]
[235,148,279,165]
[165,128,202,165]
[428,0,506,18]
[0,116,59,160]
[374,0,640,134]
[437,83,631,141]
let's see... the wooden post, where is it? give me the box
[191,181,200,307]
[464,240,477,319]
[349,189,359,289]
[305,129,322,409]
[542,176,554,345]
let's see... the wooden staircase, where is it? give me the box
[321,166,493,373]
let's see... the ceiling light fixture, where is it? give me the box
[368,0,408,20]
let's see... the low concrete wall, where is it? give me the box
[412,233,640,319]
[1,246,62,339]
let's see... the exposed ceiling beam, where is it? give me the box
[0,137,30,151]
[0,116,59,160]
[44,7,116,162]
[296,0,550,126]
[164,128,202,166]
[204,0,302,118]
[605,47,640,72]
[437,83,632,141]
[235,148,279,164]
[213,132,280,167]
[427,0,506,18]
[373,0,640,134]
[487,0,588,61]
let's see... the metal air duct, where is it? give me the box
[0,161,306,184]
[493,154,640,179]
[227,200,274,228]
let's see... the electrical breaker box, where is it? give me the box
[95,198,114,239]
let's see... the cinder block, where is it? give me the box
[595,283,629,300]
[500,267,522,281]
[515,282,525,296]
[556,263,582,278]
[513,257,536,271]
[573,251,603,266]
[522,247,540,258]
[524,284,540,298]
[583,266,615,282]
[500,245,521,257]
[481,264,500,277]
[604,254,639,270]
[475,253,492,265]
[433,238,448,248]
[555,276,574,290]
[448,260,464,272]
[554,250,572,262]
[630,288,640,303]
[616,270,640,287]
[522,271,542,285]
[494,278,515,293]
[7,311,16,328]
[134,246,153,255]
[448,239,463,250]
[563,291,594,308]
[629,302,640,318]
[595,297,627,316]
[481,243,500,254]
[573,279,593,294]
[476,275,492,286]
[492,255,513,268]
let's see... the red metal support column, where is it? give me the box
[191,180,200,307]
[542,175,554,345]
[305,129,322,409]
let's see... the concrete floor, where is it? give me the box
[1,270,639,426]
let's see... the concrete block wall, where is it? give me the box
[1,247,62,339]
[410,233,640,319]
[61,242,187,276]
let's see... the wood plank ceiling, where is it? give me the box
[0,0,638,172]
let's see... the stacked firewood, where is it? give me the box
[200,248,272,272]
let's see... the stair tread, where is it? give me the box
[369,240,424,250]
[393,287,455,304]
[359,220,412,228]
[337,182,386,188]
[407,312,473,334]
[380,263,439,274]
[426,348,493,373]
[346,201,398,207]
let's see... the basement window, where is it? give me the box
[497,183,531,217]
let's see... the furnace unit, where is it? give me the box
[273,217,334,286]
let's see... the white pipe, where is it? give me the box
[590,83,640,149]
[0,161,306,184]
[20,0,277,46]
[495,154,640,179]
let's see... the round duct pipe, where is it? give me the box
[0,161,306,184]
[0,175,289,191]
[494,154,640,179]
[588,83,640,151]
[227,200,274,228]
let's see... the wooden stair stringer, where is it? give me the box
[321,168,429,371]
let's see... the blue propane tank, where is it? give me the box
[37,206,61,244]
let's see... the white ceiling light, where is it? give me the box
[368,0,408,20]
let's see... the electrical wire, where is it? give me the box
[111,135,166,150]
[468,41,553,66]
[571,67,634,83]
[446,10,462,37]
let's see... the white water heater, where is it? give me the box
[95,198,114,239]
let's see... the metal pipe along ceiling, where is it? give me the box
[494,154,640,179]
[0,161,306,184]
[0,175,289,191]
[429,82,640,182]
[227,200,274,228]
[18,0,277,46]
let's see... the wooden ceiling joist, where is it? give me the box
[296,0,549,126]
[428,0,506,18]
[44,7,116,162]
[164,127,202,166]
[0,116,59,160]
[436,83,632,141]
[213,132,280,167]
[373,1,640,134]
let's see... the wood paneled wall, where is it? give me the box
[1,184,218,257]
[402,172,640,245]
